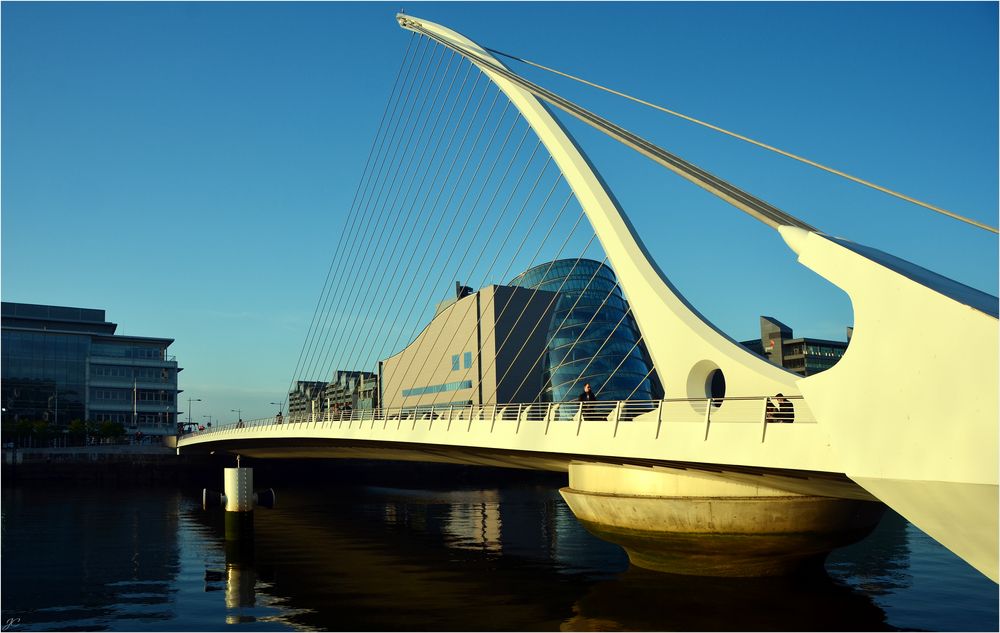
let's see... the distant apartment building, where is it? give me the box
[1,302,181,435]
[287,371,378,419]
[321,370,378,412]
[287,380,327,417]
[740,315,851,376]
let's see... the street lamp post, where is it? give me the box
[231,409,242,423]
[270,401,284,415]
[187,397,202,426]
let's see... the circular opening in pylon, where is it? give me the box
[686,360,726,411]
[706,368,726,408]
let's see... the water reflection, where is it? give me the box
[1,485,182,630]
[187,483,895,631]
[563,567,888,631]
[201,514,258,623]
[2,474,996,631]
[444,493,502,553]
[827,509,911,595]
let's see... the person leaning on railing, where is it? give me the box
[765,393,795,423]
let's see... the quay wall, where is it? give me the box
[2,446,218,484]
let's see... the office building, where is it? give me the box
[740,315,851,376]
[379,284,558,409]
[1,302,180,436]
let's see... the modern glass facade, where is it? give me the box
[2,330,89,425]
[507,259,662,402]
[1,302,180,435]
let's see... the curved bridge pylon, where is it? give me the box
[182,14,998,581]
[394,14,998,581]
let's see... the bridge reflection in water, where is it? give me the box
[5,473,995,630]
[192,474,922,631]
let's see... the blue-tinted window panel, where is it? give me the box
[463,351,472,369]
[451,355,460,371]
[402,380,473,398]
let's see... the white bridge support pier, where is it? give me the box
[224,467,255,513]
[561,462,885,576]
[223,466,255,542]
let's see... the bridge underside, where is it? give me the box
[186,437,877,502]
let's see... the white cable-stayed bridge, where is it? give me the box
[179,14,998,582]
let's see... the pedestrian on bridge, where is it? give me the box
[578,383,598,420]
[766,393,795,423]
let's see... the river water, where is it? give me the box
[1,467,996,631]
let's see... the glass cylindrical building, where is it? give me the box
[507,259,662,402]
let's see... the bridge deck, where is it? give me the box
[177,397,870,500]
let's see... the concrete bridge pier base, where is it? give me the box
[560,462,885,577]
[224,467,255,541]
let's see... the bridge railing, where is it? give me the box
[182,395,812,439]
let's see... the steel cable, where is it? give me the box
[301,46,457,384]
[286,33,421,398]
[483,45,998,234]
[295,40,445,386]
[315,56,477,381]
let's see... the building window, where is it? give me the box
[402,380,473,398]
[451,355,460,371]
[463,351,472,369]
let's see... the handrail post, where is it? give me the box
[703,397,713,441]
[613,400,624,438]
[655,399,664,439]
[760,397,770,443]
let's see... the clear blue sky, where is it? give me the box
[3,2,997,424]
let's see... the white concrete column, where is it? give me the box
[223,467,254,513]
